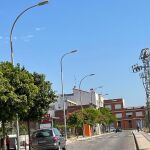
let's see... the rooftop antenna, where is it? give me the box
[74,75,77,88]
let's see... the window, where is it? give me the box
[35,130,53,138]
[116,113,122,118]
[105,105,111,110]
[126,112,133,115]
[126,112,133,118]
[115,104,121,110]
[136,111,143,117]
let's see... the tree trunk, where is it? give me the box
[2,121,6,150]
[27,120,31,150]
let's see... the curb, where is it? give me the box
[66,133,112,145]
[132,131,139,150]
[132,131,150,150]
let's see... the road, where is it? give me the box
[66,131,136,150]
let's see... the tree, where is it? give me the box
[99,107,116,130]
[67,108,101,136]
[0,62,57,150]
[83,108,100,126]
[20,72,57,121]
[0,62,39,149]
[67,111,83,136]
[67,111,83,128]
[0,62,38,121]
[19,72,57,150]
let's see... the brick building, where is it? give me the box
[55,105,93,124]
[104,98,146,130]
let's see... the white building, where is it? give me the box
[54,87,104,111]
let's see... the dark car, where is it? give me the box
[115,128,122,132]
[30,128,66,150]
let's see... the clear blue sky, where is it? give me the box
[0,0,149,107]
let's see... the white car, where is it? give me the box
[110,127,116,132]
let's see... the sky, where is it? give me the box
[0,0,149,107]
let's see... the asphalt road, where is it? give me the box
[66,131,136,150]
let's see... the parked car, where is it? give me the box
[115,128,122,132]
[110,127,116,132]
[30,128,66,150]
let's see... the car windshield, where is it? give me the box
[53,128,61,136]
[34,130,53,138]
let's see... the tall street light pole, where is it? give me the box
[79,74,95,110]
[79,74,95,137]
[10,0,48,65]
[9,1,48,150]
[60,50,77,141]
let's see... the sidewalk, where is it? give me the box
[132,130,150,150]
[66,133,112,145]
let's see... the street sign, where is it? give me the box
[40,114,51,123]
[40,123,51,129]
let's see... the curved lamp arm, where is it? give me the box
[79,73,95,109]
[10,0,48,64]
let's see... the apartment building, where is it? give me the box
[104,98,146,129]
[124,106,145,129]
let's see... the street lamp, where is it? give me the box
[78,74,95,137]
[60,50,77,141]
[93,86,103,91]
[9,1,48,150]
[79,74,95,110]
[10,0,48,65]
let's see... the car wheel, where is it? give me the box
[62,146,66,150]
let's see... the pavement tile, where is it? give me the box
[133,131,150,150]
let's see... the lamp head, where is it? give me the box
[38,0,48,6]
[71,50,77,53]
[90,74,95,76]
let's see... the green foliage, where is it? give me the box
[99,107,116,125]
[0,62,56,123]
[20,72,57,121]
[0,62,38,122]
[19,122,28,135]
[67,111,83,128]
[83,108,100,126]
[67,107,116,128]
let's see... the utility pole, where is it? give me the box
[132,48,150,132]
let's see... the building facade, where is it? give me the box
[54,87,104,111]
[50,88,104,125]
[104,98,146,130]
